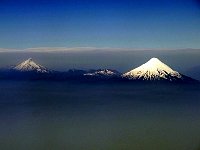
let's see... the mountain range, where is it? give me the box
[0,57,198,83]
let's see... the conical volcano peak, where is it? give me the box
[13,58,49,73]
[145,57,168,66]
[148,57,162,63]
[18,58,38,67]
[150,57,160,61]
[123,57,182,81]
[137,57,175,73]
[27,58,33,62]
[22,58,34,64]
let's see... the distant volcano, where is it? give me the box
[13,58,50,73]
[122,58,196,82]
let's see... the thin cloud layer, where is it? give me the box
[0,47,134,53]
[0,47,199,53]
[0,48,20,52]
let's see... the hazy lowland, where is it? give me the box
[0,49,200,150]
[0,80,200,150]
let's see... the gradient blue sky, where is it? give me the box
[0,0,200,49]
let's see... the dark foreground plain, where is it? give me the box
[0,81,200,150]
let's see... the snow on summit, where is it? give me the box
[13,58,49,73]
[122,57,182,81]
[84,69,120,77]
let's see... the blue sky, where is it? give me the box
[0,0,200,49]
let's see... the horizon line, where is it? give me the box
[0,47,200,53]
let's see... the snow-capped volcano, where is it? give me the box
[122,58,183,81]
[13,58,49,73]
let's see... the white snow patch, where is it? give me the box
[13,58,49,73]
[122,57,182,80]
[84,69,117,76]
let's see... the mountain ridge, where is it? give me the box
[0,57,198,83]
